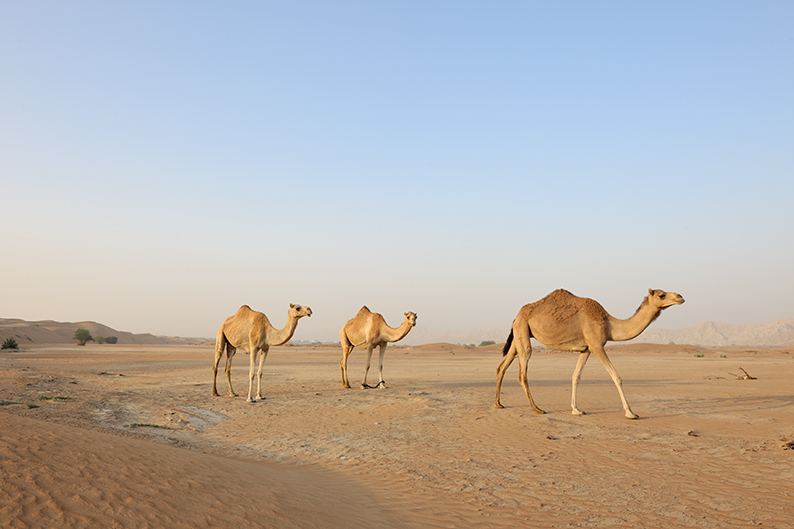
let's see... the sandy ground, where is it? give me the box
[1,342,793,528]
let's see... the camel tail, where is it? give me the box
[502,330,514,356]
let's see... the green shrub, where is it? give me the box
[479,340,496,346]
[105,336,118,344]
[2,337,19,350]
[73,328,93,346]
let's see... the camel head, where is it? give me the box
[289,303,313,319]
[647,289,685,310]
[404,311,417,327]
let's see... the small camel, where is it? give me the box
[339,306,417,389]
[495,289,684,418]
[212,303,312,402]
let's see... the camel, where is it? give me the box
[339,306,417,389]
[495,289,684,418]
[212,303,312,402]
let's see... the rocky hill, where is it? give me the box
[0,318,207,346]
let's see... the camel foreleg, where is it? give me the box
[255,347,269,401]
[247,348,259,402]
[375,343,387,388]
[591,346,637,419]
[361,346,375,389]
[571,351,590,415]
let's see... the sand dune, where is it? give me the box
[2,343,793,527]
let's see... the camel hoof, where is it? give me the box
[494,403,505,409]
[376,381,387,389]
[572,410,586,416]
[626,413,639,420]
[534,409,546,415]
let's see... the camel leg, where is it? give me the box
[517,339,545,414]
[213,333,234,397]
[255,346,269,401]
[571,351,590,415]
[212,343,223,397]
[340,335,353,388]
[494,346,517,408]
[224,347,237,397]
[247,347,259,402]
[361,346,375,389]
[591,345,638,419]
[375,343,387,388]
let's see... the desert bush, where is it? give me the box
[105,336,118,344]
[73,328,93,346]
[2,337,18,350]
[479,340,496,346]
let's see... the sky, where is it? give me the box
[1,1,792,342]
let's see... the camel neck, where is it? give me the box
[383,319,412,342]
[266,314,299,346]
[608,298,662,342]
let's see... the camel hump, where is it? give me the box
[357,306,372,316]
[236,304,253,314]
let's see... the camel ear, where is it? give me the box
[290,303,295,309]
[648,289,655,296]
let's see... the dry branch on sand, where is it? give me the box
[729,367,757,380]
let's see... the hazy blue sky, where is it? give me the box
[2,2,792,342]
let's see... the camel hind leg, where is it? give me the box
[213,331,237,397]
[339,332,353,388]
[515,332,545,414]
[494,345,517,408]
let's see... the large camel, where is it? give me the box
[495,289,684,418]
[339,306,417,389]
[212,303,312,402]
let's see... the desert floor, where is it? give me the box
[1,342,793,528]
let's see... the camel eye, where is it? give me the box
[659,294,666,299]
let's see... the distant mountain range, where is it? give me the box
[404,318,794,348]
[0,318,206,346]
[2,317,793,348]
[628,318,794,347]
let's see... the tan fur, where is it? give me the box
[212,303,312,402]
[495,289,684,418]
[339,306,417,389]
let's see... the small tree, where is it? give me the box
[105,336,118,344]
[2,337,19,350]
[73,328,93,346]
[95,335,105,344]
[479,340,496,347]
